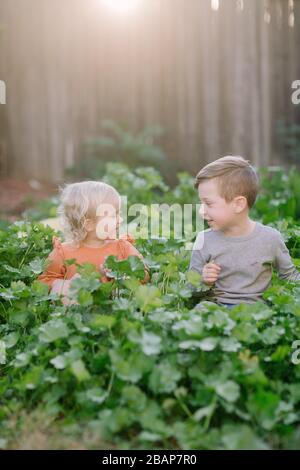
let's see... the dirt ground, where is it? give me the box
[0,178,56,221]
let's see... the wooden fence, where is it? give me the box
[0,0,300,181]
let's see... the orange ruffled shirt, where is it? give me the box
[38,234,149,289]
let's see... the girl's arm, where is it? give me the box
[119,240,150,284]
[50,275,80,305]
[51,279,70,296]
[38,237,67,290]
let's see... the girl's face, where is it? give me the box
[94,198,123,240]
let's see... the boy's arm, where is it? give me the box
[188,232,206,276]
[187,247,208,291]
[274,233,300,282]
[189,248,206,278]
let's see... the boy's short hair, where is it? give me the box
[194,155,260,209]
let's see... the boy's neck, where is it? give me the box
[220,217,256,237]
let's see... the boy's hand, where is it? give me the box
[202,260,221,285]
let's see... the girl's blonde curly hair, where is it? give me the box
[57,181,120,246]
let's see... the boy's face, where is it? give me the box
[198,178,246,231]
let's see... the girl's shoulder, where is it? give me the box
[103,234,135,248]
[52,236,80,256]
[52,236,63,249]
[120,233,135,245]
[117,234,136,252]
[102,234,136,258]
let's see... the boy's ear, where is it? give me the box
[233,196,248,213]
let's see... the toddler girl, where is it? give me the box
[38,181,149,303]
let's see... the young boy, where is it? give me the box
[188,156,300,308]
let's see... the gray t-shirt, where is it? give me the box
[188,221,300,304]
